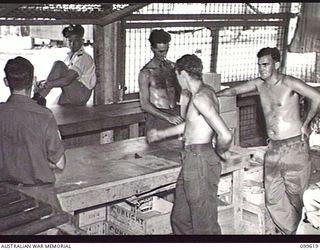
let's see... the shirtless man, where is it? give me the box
[138,29,183,142]
[217,47,320,234]
[33,24,96,106]
[148,54,233,234]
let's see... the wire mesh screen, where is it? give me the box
[124,2,314,95]
[239,105,258,142]
[125,27,212,93]
[217,25,284,83]
[286,52,317,83]
[125,24,285,93]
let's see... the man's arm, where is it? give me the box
[193,92,233,159]
[290,77,320,140]
[46,115,66,171]
[147,122,185,143]
[138,70,183,125]
[216,79,258,97]
[180,89,191,119]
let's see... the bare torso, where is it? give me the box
[141,60,179,109]
[256,75,302,140]
[184,86,218,145]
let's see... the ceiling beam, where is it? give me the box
[97,3,149,26]
[0,4,23,17]
[125,13,296,21]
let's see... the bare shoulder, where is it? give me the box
[250,77,264,87]
[193,85,217,106]
[138,64,151,79]
[282,74,305,86]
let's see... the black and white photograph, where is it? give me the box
[0,2,319,246]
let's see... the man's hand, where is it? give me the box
[301,124,311,142]
[217,150,232,162]
[147,129,162,143]
[166,115,184,125]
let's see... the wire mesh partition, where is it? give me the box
[125,27,212,93]
[124,3,291,94]
[217,25,284,83]
[239,104,258,142]
[122,2,315,145]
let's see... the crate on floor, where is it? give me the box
[218,174,233,205]
[244,163,263,184]
[106,221,139,235]
[107,196,173,235]
[218,205,235,234]
[240,201,276,234]
[75,204,107,228]
[80,221,107,235]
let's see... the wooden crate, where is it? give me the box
[240,201,276,234]
[218,96,237,113]
[106,221,138,235]
[218,174,233,205]
[107,196,173,234]
[80,221,107,235]
[218,205,235,234]
[75,205,107,228]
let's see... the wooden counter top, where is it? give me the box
[55,137,250,213]
[51,100,145,138]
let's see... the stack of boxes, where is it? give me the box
[106,196,173,235]
[75,204,108,235]
[74,175,237,235]
[240,146,276,234]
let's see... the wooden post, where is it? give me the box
[316,53,320,82]
[209,28,220,73]
[93,22,120,105]
[279,2,291,73]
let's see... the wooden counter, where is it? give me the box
[52,100,145,139]
[55,137,249,216]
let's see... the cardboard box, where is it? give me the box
[80,221,106,235]
[106,221,138,235]
[240,201,276,234]
[203,73,221,92]
[218,175,233,205]
[76,205,107,228]
[244,164,263,183]
[218,205,235,234]
[218,96,237,113]
[107,196,173,234]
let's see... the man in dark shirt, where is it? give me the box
[0,57,66,209]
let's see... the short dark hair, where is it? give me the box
[4,56,34,91]
[257,47,281,62]
[175,54,203,80]
[148,29,171,48]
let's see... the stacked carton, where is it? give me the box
[240,146,276,234]
[106,196,173,235]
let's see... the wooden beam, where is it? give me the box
[125,13,296,21]
[0,4,23,17]
[124,20,287,29]
[97,3,149,26]
[0,18,101,26]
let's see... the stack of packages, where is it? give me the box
[106,196,173,235]
[240,146,276,234]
